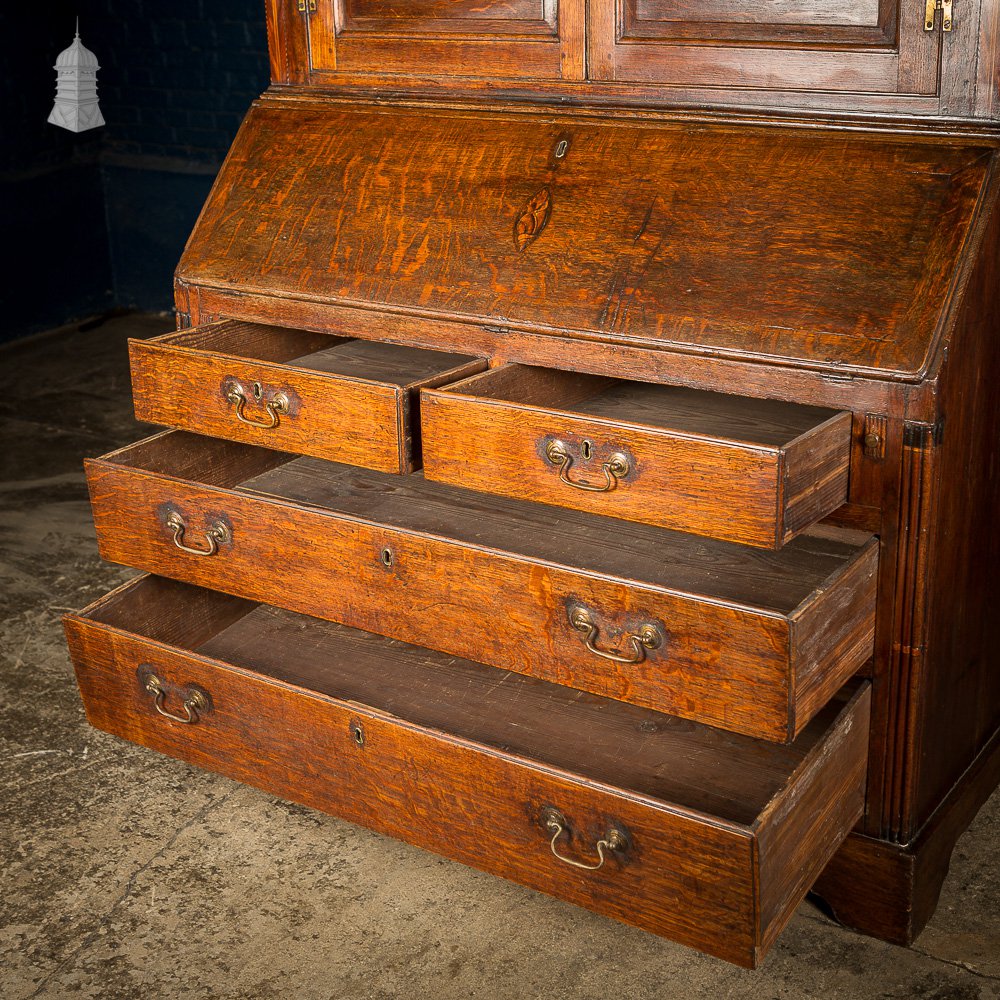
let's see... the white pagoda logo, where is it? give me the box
[48,20,105,133]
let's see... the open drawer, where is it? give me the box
[421,364,853,548]
[130,321,485,473]
[85,430,877,742]
[65,574,871,968]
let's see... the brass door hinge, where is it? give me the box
[924,0,953,31]
[297,0,317,11]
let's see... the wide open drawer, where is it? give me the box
[421,364,852,548]
[129,320,484,473]
[64,574,872,968]
[85,431,877,742]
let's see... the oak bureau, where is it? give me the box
[65,0,1000,968]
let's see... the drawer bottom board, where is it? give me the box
[64,574,871,968]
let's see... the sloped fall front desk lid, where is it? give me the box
[177,101,994,382]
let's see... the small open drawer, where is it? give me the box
[130,321,485,473]
[66,574,871,968]
[420,365,853,548]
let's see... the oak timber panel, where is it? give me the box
[176,103,992,381]
[755,682,870,956]
[306,0,585,82]
[632,0,886,33]
[420,364,851,547]
[911,171,1000,834]
[129,320,484,472]
[589,0,941,97]
[65,574,871,967]
[84,431,877,742]
[350,0,547,19]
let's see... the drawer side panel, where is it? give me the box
[780,410,854,543]
[790,536,879,737]
[755,684,871,957]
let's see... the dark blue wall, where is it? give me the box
[0,3,269,341]
[0,8,112,338]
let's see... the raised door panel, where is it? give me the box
[306,0,586,81]
[588,0,944,104]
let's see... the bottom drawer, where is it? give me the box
[65,575,871,968]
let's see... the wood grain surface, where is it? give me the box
[65,0,1000,959]
[85,430,877,742]
[266,0,1000,119]
[307,0,585,82]
[176,103,990,381]
[420,363,851,547]
[64,573,871,967]
[589,0,941,100]
[130,320,484,472]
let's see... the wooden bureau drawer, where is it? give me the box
[421,365,852,548]
[65,574,871,968]
[86,431,877,742]
[129,320,485,473]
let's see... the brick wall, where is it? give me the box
[92,1,268,168]
[0,7,111,338]
[0,3,269,340]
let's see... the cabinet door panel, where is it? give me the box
[628,0,892,41]
[589,0,942,99]
[307,0,585,81]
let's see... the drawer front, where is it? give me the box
[421,366,852,548]
[130,322,485,473]
[86,449,877,742]
[64,580,871,968]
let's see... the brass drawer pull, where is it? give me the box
[226,384,289,429]
[545,440,629,493]
[542,808,627,872]
[166,511,231,557]
[142,671,210,725]
[570,607,661,664]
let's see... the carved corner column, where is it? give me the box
[811,420,942,943]
[881,421,941,844]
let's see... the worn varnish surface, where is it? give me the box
[65,573,871,968]
[420,363,851,547]
[72,0,1000,955]
[130,320,484,472]
[265,0,1000,118]
[177,102,991,381]
[305,0,586,83]
[588,0,943,101]
[84,430,877,742]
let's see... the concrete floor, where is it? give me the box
[1,312,998,1000]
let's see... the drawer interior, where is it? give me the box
[419,363,853,548]
[98,431,874,617]
[80,574,865,827]
[442,364,846,446]
[148,320,482,387]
